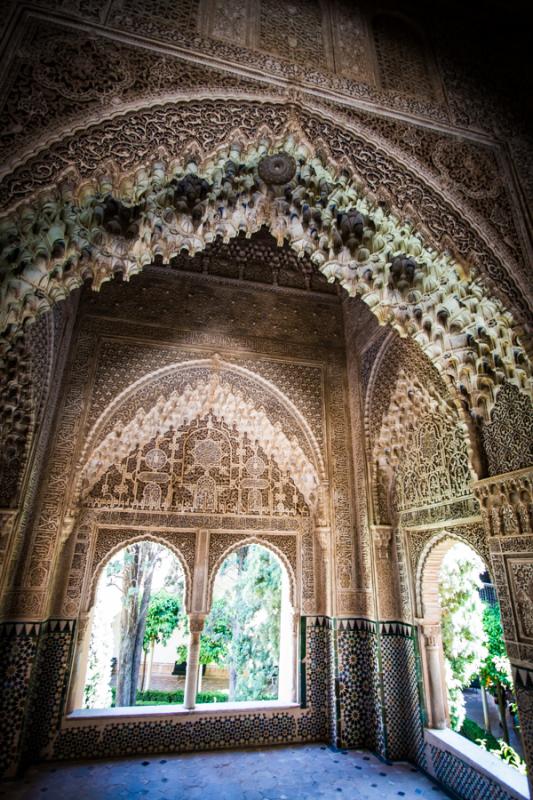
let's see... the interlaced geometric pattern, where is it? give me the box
[373,13,436,100]
[87,414,308,516]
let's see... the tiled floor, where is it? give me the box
[1,744,453,799]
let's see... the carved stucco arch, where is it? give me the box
[206,535,297,613]
[86,531,192,614]
[1,95,531,422]
[1,90,527,312]
[416,529,490,621]
[77,357,324,510]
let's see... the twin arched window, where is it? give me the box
[81,541,295,711]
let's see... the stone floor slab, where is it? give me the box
[0,745,453,799]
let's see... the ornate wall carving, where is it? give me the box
[0,21,271,173]
[2,326,95,618]
[83,379,318,509]
[482,384,533,476]
[6,0,523,149]
[1,0,530,214]
[0,102,530,427]
[393,413,472,513]
[87,414,309,517]
[474,468,533,539]
[329,1,375,85]
[5,259,348,620]
[372,526,401,620]
[341,305,374,615]
[372,13,439,101]
[0,12,526,279]
[60,507,302,620]
[257,0,325,67]
[365,333,451,445]
[506,558,533,644]
[469,463,533,787]
[395,529,413,623]
[198,0,253,47]
[0,305,63,509]
[367,346,475,529]
[0,1,531,785]
[327,359,362,615]
[107,0,200,43]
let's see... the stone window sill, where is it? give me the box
[65,700,300,724]
[425,728,530,800]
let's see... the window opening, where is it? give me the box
[82,541,186,709]
[200,543,296,703]
[429,541,526,774]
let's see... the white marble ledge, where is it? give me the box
[65,700,301,725]
[425,727,530,800]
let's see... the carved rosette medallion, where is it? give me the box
[258,152,296,184]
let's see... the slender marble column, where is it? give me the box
[183,614,205,710]
[423,623,447,730]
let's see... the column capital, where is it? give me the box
[473,466,533,537]
[420,621,442,647]
[315,526,330,551]
[188,613,206,633]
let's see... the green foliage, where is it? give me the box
[439,543,488,730]
[124,544,283,705]
[105,558,122,579]
[460,717,500,751]
[175,644,187,664]
[461,718,527,774]
[175,599,233,666]
[196,545,283,701]
[484,740,527,775]
[143,590,184,652]
[111,688,228,706]
[480,604,512,693]
[217,545,282,701]
[136,689,228,704]
[199,598,232,665]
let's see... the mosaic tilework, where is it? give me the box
[0,622,40,776]
[1,617,332,771]
[428,745,516,800]
[0,615,429,778]
[379,623,425,765]
[56,711,300,759]
[298,616,329,741]
[49,616,330,761]
[21,620,75,763]
[335,619,382,751]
